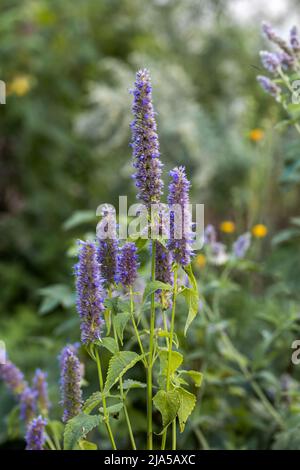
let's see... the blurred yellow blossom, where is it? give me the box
[249,128,264,142]
[195,254,206,268]
[252,224,268,238]
[8,75,31,96]
[220,221,236,233]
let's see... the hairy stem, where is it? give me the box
[147,240,156,450]
[95,348,117,450]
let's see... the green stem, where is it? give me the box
[112,320,137,450]
[161,264,178,450]
[129,287,146,364]
[147,240,156,450]
[95,348,117,450]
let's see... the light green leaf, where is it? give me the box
[82,392,102,414]
[63,210,96,230]
[64,413,101,450]
[143,281,173,302]
[181,288,199,336]
[104,351,143,393]
[99,337,118,355]
[122,379,147,391]
[46,420,64,449]
[159,348,183,376]
[153,389,180,431]
[180,370,203,388]
[177,387,197,432]
[78,439,98,450]
[100,403,123,417]
[113,312,130,345]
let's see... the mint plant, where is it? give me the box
[0,69,202,450]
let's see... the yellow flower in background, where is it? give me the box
[220,221,236,234]
[249,128,264,142]
[252,224,268,238]
[8,75,31,96]
[195,254,206,269]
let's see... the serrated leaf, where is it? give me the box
[78,439,97,450]
[180,370,203,388]
[153,389,180,431]
[182,264,200,335]
[122,379,147,390]
[100,403,123,417]
[83,392,102,414]
[177,387,196,432]
[100,337,118,354]
[159,348,183,376]
[104,351,143,393]
[143,281,172,302]
[113,312,130,345]
[64,413,101,450]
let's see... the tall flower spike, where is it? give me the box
[130,69,163,207]
[155,241,173,309]
[97,207,118,287]
[59,345,83,423]
[25,416,47,450]
[118,242,139,288]
[0,360,27,396]
[20,387,37,423]
[32,369,50,415]
[259,51,281,73]
[75,240,105,344]
[167,166,193,266]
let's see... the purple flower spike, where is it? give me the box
[97,207,118,287]
[75,240,105,344]
[155,241,173,309]
[0,360,27,396]
[25,416,47,450]
[259,51,280,73]
[59,345,83,423]
[32,369,50,415]
[167,166,193,266]
[118,242,139,288]
[262,21,291,54]
[257,75,281,99]
[20,387,37,423]
[130,69,164,206]
[290,26,300,52]
[233,233,251,259]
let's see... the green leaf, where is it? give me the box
[143,281,173,302]
[113,312,130,345]
[100,403,123,417]
[38,284,75,315]
[159,348,183,376]
[177,387,197,433]
[153,389,180,431]
[64,413,102,450]
[122,379,147,391]
[78,439,97,450]
[182,264,200,335]
[83,392,102,414]
[46,420,64,448]
[99,337,118,355]
[63,210,96,230]
[104,351,143,393]
[180,370,203,388]
[7,406,20,440]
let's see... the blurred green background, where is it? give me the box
[1,0,300,450]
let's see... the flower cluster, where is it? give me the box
[25,416,47,450]
[155,241,173,309]
[130,69,164,207]
[20,387,37,423]
[59,345,83,423]
[117,242,139,288]
[257,22,300,101]
[97,206,118,287]
[75,240,105,344]
[0,360,27,396]
[167,166,193,266]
